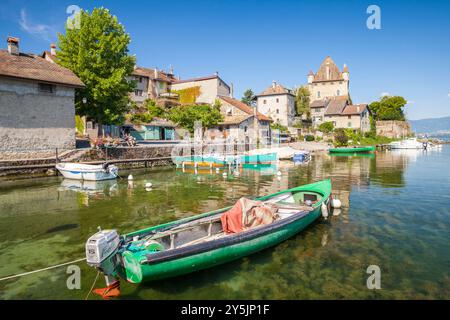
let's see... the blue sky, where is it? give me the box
[1,0,449,120]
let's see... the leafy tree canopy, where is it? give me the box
[241,89,255,106]
[318,121,334,134]
[167,104,223,133]
[369,95,407,121]
[295,86,311,118]
[57,8,136,128]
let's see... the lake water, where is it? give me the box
[0,146,449,299]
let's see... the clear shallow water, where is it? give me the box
[0,147,449,299]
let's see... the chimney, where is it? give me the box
[50,43,56,56]
[169,65,174,75]
[7,37,19,55]
[357,106,360,112]
[272,80,276,89]
[215,71,219,76]
[154,68,158,79]
[230,82,234,98]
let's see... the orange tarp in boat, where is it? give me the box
[221,197,279,233]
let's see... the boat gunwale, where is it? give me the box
[122,179,332,240]
[141,206,318,265]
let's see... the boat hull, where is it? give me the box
[115,180,331,283]
[120,207,322,283]
[56,163,118,181]
[329,146,375,153]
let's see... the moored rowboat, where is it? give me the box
[55,162,119,181]
[85,179,332,295]
[329,146,375,153]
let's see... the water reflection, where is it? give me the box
[0,146,449,299]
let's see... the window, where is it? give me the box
[38,83,55,93]
[244,126,248,133]
[276,109,279,114]
[348,122,352,128]
[276,98,279,103]
[139,77,143,83]
[317,91,321,98]
[348,115,351,119]
[337,90,340,96]
[315,108,320,113]
[263,100,267,104]
[134,89,143,97]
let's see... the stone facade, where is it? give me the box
[376,120,411,138]
[256,82,296,128]
[307,56,349,101]
[0,78,76,158]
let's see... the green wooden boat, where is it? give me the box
[85,179,332,287]
[329,146,375,153]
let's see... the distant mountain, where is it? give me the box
[409,116,450,134]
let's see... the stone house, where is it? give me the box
[324,103,371,133]
[170,72,231,105]
[255,81,296,129]
[0,37,84,158]
[307,56,349,102]
[129,66,177,106]
[206,95,272,144]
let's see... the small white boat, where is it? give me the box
[388,138,425,150]
[55,162,119,181]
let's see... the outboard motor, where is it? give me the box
[86,229,121,285]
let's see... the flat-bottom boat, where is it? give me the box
[329,146,375,153]
[388,138,425,149]
[85,179,332,295]
[55,162,119,181]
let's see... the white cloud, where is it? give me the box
[380,92,390,97]
[447,93,450,98]
[407,100,415,104]
[19,8,55,41]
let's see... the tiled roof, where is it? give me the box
[42,51,56,63]
[172,74,218,84]
[257,82,294,97]
[218,95,272,121]
[0,50,84,88]
[342,104,368,115]
[310,99,328,108]
[132,66,175,83]
[219,115,252,125]
[312,56,344,82]
[324,98,348,115]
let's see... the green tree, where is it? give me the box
[241,89,255,106]
[168,104,223,134]
[318,121,334,134]
[57,8,136,135]
[369,96,407,121]
[295,86,310,119]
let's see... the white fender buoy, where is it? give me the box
[145,182,152,188]
[128,174,133,181]
[277,171,282,176]
[222,172,227,177]
[331,198,342,209]
[216,168,220,173]
[321,202,329,219]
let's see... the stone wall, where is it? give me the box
[0,78,76,159]
[376,120,411,138]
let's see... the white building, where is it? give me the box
[255,81,296,128]
[171,73,231,104]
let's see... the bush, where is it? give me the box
[334,128,348,146]
[318,121,334,134]
[304,134,315,142]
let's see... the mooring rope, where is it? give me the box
[0,257,86,282]
[84,271,100,300]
